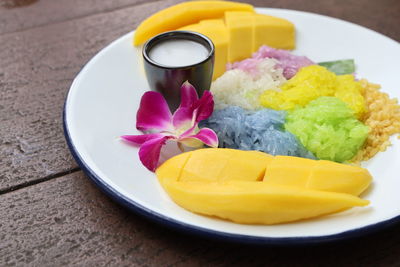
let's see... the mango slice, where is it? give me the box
[176,12,295,79]
[179,148,272,182]
[263,156,316,188]
[199,18,225,27]
[178,20,229,80]
[263,156,372,195]
[156,148,372,225]
[253,14,295,50]
[308,160,372,195]
[156,151,190,183]
[224,11,295,62]
[135,2,295,80]
[224,11,254,62]
[160,179,369,224]
[133,1,254,46]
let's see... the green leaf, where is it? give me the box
[318,59,355,75]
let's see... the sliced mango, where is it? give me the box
[133,1,254,46]
[263,156,316,188]
[135,2,296,80]
[224,11,295,62]
[178,21,229,80]
[177,11,296,79]
[308,160,372,195]
[197,19,228,79]
[156,152,190,183]
[178,24,206,33]
[156,149,372,225]
[263,156,372,196]
[224,11,254,62]
[253,14,295,50]
[199,18,225,27]
[179,148,272,182]
[160,179,368,225]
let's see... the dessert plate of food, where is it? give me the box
[64,1,400,244]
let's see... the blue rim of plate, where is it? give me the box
[63,8,400,245]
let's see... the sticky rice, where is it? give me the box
[211,58,286,110]
[285,97,369,162]
[228,45,314,79]
[201,106,315,158]
[260,65,367,118]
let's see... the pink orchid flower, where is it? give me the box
[122,81,219,172]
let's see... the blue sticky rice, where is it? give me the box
[201,106,315,159]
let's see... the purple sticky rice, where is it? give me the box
[227,45,314,79]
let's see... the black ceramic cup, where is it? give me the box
[142,31,215,112]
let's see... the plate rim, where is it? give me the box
[63,7,400,245]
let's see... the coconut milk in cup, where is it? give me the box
[143,31,215,111]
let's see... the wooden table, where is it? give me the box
[1,0,399,265]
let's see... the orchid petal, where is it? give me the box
[138,135,173,171]
[172,107,194,128]
[193,90,214,123]
[121,133,166,145]
[179,127,219,148]
[180,81,199,108]
[172,83,214,128]
[136,91,173,131]
[172,81,199,128]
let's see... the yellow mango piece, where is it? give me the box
[179,148,272,182]
[263,156,316,188]
[253,14,295,50]
[178,23,206,32]
[178,21,229,80]
[179,148,227,182]
[196,19,228,79]
[207,28,229,80]
[199,18,225,27]
[308,160,372,196]
[224,11,254,62]
[156,149,372,225]
[160,179,369,224]
[133,1,254,46]
[156,152,190,184]
[263,156,372,196]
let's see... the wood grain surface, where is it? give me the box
[2,171,400,266]
[1,0,400,265]
[0,0,156,34]
[0,0,185,191]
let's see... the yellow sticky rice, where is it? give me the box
[259,65,366,118]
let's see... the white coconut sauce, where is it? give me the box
[149,39,209,67]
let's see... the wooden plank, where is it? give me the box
[0,0,155,35]
[0,0,185,191]
[1,0,398,41]
[1,171,400,265]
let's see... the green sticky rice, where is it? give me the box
[285,96,369,162]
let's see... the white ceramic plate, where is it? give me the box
[64,8,400,244]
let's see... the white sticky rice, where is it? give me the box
[211,58,286,110]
